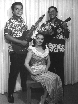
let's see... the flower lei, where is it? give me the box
[28,45,49,58]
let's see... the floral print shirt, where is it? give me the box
[38,17,70,52]
[4,15,28,52]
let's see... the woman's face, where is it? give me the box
[35,34,44,46]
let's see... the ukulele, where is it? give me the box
[43,17,71,44]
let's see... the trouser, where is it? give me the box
[8,52,27,95]
[49,52,64,88]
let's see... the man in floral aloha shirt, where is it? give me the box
[38,6,70,90]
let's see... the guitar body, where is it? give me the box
[12,30,32,54]
[12,14,45,54]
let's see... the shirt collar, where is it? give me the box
[13,15,22,22]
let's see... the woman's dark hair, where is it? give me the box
[48,6,58,13]
[32,33,46,50]
[11,2,23,11]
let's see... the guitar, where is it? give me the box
[12,14,45,54]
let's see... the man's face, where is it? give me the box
[13,5,23,17]
[48,8,57,19]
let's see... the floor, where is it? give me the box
[0,83,78,104]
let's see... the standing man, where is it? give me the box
[38,6,70,89]
[4,2,28,103]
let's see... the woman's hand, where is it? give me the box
[31,69,43,75]
[30,68,39,75]
[31,71,37,75]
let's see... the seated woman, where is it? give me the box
[24,33,63,104]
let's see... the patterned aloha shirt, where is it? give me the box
[38,17,70,53]
[4,15,28,52]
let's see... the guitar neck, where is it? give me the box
[55,17,71,29]
[25,24,37,40]
[61,17,71,25]
[25,14,45,40]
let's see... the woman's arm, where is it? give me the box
[45,54,51,72]
[24,50,33,75]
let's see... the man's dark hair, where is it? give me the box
[48,6,58,13]
[11,2,23,11]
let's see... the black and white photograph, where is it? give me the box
[0,0,77,104]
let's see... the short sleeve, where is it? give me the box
[4,20,12,36]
